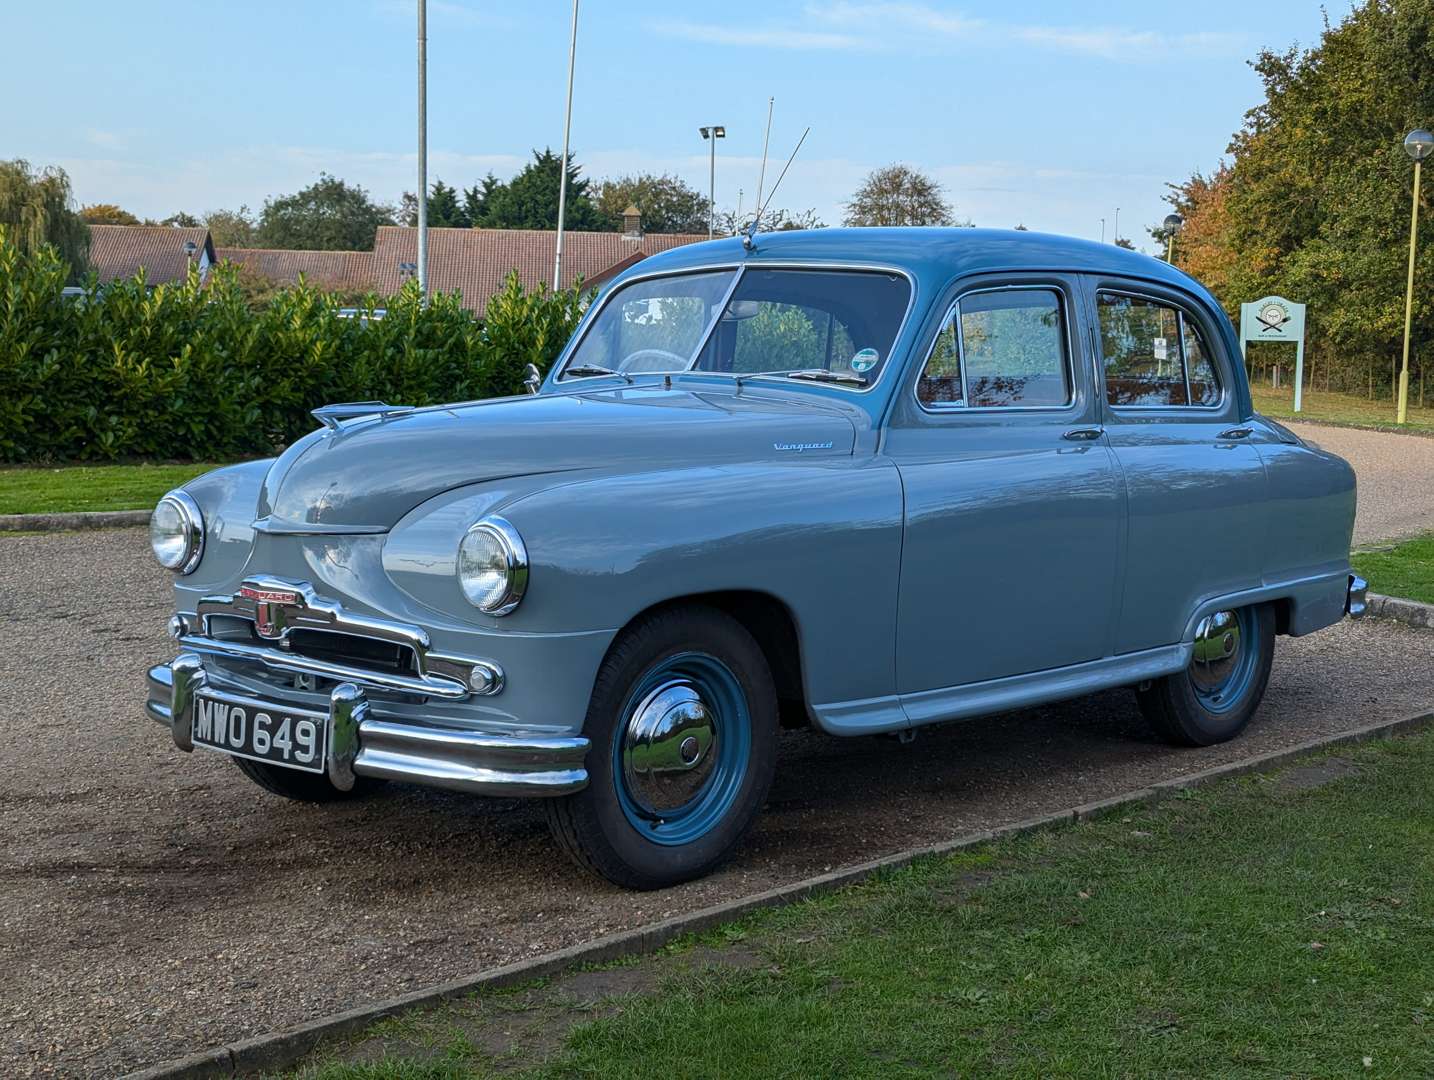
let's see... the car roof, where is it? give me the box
[628,226,1204,297]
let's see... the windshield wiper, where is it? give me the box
[737,368,868,387]
[564,364,634,383]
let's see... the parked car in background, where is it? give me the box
[144,228,1364,889]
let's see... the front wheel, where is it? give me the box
[1137,603,1275,747]
[546,605,778,890]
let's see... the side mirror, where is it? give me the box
[522,363,542,395]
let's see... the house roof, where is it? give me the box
[216,247,376,294]
[88,225,215,284]
[370,226,709,316]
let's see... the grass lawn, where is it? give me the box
[0,461,229,515]
[1354,533,1434,605]
[1251,383,1434,434]
[294,732,1434,1079]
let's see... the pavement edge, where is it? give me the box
[122,706,1434,1080]
[0,509,150,532]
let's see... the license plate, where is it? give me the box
[192,689,327,774]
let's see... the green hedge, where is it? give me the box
[0,230,586,463]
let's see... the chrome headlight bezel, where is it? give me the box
[150,489,205,575]
[457,516,528,615]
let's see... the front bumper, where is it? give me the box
[146,656,590,797]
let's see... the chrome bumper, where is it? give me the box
[1347,574,1369,619]
[146,657,589,797]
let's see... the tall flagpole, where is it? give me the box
[416,0,428,302]
[553,0,579,290]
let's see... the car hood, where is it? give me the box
[257,385,859,529]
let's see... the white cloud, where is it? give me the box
[653,4,1245,62]
[1013,26,1244,59]
[650,19,863,50]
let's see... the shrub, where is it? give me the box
[0,229,587,462]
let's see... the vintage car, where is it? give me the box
[144,228,1365,889]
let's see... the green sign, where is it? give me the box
[1240,295,1308,412]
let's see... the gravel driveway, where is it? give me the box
[1292,422,1434,545]
[4,424,1433,1078]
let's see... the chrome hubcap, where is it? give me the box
[621,678,718,818]
[1191,610,1242,696]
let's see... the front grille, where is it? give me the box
[286,629,417,675]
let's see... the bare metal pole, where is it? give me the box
[416,0,428,302]
[553,0,579,290]
[753,97,773,227]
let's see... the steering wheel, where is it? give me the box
[621,348,689,373]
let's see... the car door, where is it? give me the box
[884,275,1124,715]
[1085,277,1268,654]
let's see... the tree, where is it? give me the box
[592,173,709,233]
[715,206,825,235]
[1114,237,1136,251]
[474,149,605,231]
[203,206,256,247]
[255,173,394,251]
[463,174,501,226]
[81,203,140,225]
[160,211,200,228]
[1158,0,1434,397]
[427,180,469,227]
[0,159,89,277]
[843,164,956,227]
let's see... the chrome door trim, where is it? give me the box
[912,281,1082,416]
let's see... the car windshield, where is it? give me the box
[559,267,911,388]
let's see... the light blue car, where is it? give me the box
[145,228,1364,888]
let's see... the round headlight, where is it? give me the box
[150,490,204,574]
[458,516,528,615]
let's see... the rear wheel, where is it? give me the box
[546,605,778,890]
[233,757,383,803]
[1137,603,1275,747]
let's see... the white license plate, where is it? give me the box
[191,689,327,774]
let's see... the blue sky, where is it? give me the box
[7,1,1347,249]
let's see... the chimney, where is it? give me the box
[622,204,642,239]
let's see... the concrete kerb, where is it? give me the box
[123,706,1434,1080]
[0,509,150,532]
[1367,592,1434,629]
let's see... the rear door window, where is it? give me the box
[1097,293,1222,408]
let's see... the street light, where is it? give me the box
[1398,129,1434,424]
[699,125,726,240]
[1163,213,1184,263]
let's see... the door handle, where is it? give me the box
[1218,427,1254,440]
[1062,427,1104,442]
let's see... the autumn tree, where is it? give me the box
[843,164,956,227]
[81,203,140,225]
[203,207,257,247]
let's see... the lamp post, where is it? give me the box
[553,0,580,290]
[1163,213,1184,263]
[699,125,726,240]
[416,0,428,303]
[1398,129,1433,424]
[1113,207,1120,245]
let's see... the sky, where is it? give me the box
[5,1,1350,251]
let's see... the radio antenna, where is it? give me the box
[752,96,774,228]
[744,126,810,251]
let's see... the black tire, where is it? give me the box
[546,604,779,890]
[233,756,383,803]
[1137,603,1276,747]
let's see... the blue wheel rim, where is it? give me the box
[612,651,751,847]
[1191,607,1259,714]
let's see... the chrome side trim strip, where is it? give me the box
[176,633,472,699]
